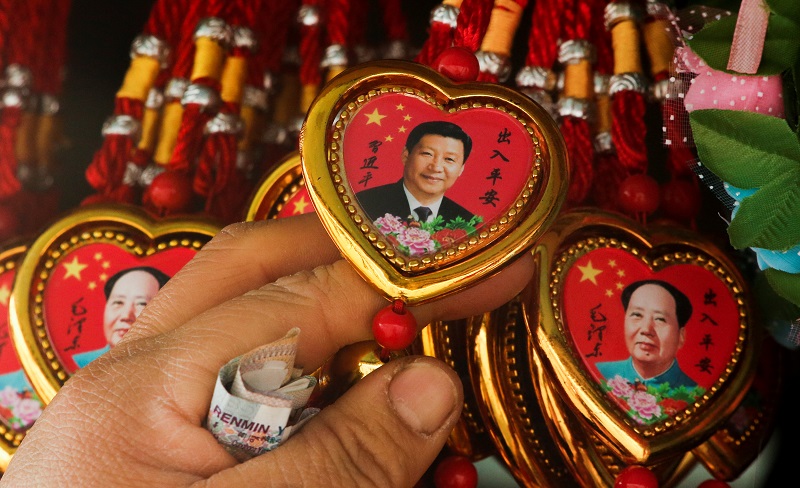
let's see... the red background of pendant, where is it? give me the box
[563,247,740,390]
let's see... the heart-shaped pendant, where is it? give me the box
[0,241,43,470]
[8,204,219,404]
[300,60,567,305]
[529,209,759,465]
[245,152,314,221]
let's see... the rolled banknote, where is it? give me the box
[206,328,319,461]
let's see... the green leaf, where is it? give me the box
[687,14,800,75]
[727,168,800,249]
[690,110,800,188]
[767,0,800,24]
[755,270,800,320]
[764,267,800,308]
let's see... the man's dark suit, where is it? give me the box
[356,180,473,223]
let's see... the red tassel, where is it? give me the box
[0,107,22,199]
[560,116,595,205]
[611,90,648,174]
[415,17,456,66]
[168,86,218,173]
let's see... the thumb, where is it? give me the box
[210,356,463,487]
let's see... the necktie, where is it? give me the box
[414,206,432,222]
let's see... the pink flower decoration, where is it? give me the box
[627,390,662,421]
[681,46,784,117]
[374,213,406,234]
[607,375,634,398]
[0,386,21,408]
[14,398,42,426]
[397,226,437,256]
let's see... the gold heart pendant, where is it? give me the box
[245,152,315,221]
[8,204,219,404]
[528,209,759,466]
[0,241,40,469]
[300,60,567,304]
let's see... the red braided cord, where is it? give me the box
[0,0,10,74]
[194,0,258,223]
[379,0,409,42]
[588,0,625,211]
[592,2,613,74]
[558,0,596,205]
[171,1,207,82]
[0,107,21,198]
[415,19,455,66]
[525,0,561,68]
[168,0,230,174]
[37,0,71,95]
[612,90,647,173]
[256,0,298,77]
[347,0,369,53]
[299,0,324,90]
[84,0,187,202]
[609,0,648,176]
[326,0,350,47]
[453,0,493,52]
[0,0,38,199]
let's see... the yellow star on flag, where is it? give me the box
[403,114,412,121]
[398,125,407,133]
[94,252,103,261]
[605,289,614,297]
[384,135,394,142]
[88,282,97,291]
[365,108,386,126]
[396,103,405,111]
[100,273,108,281]
[577,261,602,285]
[616,269,625,278]
[63,257,88,280]
[608,259,616,268]
[293,196,310,214]
[0,284,10,306]
[102,261,111,269]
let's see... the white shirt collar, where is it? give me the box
[402,183,442,222]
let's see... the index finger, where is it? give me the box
[127,214,341,341]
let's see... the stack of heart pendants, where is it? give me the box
[243,59,781,486]
[1,204,220,470]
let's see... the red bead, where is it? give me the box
[618,174,661,215]
[0,205,19,242]
[432,47,480,82]
[614,465,658,488]
[697,480,730,488]
[660,178,701,221]
[143,170,194,216]
[433,455,478,488]
[372,300,418,351]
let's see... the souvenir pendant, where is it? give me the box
[416,317,497,461]
[0,242,43,471]
[465,295,583,487]
[529,209,759,466]
[300,60,567,355]
[245,152,314,221]
[8,204,219,404]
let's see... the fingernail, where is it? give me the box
[389,361,458,435]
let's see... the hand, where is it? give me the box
[2,213,534,487]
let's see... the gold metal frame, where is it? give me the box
[529,209,759,465]
[9,204,219,404]
[301,60,567,305]
[0,241,29,471]
[244,151,304,221]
